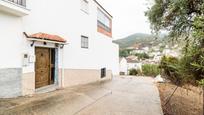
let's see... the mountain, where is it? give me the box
[113,33,166,49]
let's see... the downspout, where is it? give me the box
[61,48,65,88]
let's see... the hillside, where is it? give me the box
[113,33,167,49]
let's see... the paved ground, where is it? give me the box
[0,76,163,115]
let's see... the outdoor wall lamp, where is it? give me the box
[60,44,64,49]
[43,42,47,45]
[55,43,59,48]
[30,41,35,47]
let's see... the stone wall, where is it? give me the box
[0,68,22,98]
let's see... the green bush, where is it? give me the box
[129,69,138,75]
[159,56,181,83]
[119,49,132,57]
[142,64,160,77]
[135,53,150,60]
[159,55,199,85]
[198,79,204,86]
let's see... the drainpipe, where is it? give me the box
[61,48,65,88]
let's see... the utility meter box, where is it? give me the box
[23,54,29,66]
[23,54,36,67]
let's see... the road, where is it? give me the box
[1,76,163,115]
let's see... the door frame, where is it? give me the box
[35,46,59,89]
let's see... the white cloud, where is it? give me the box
[96,0,152,39]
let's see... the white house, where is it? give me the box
[119,58,128,75]
[143,47,150,52]
[163,49,180,57]
[131,49,145,54]
[126,58,142,73]
[131,47,149,54]
[0,0,119,98]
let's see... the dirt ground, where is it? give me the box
[157,83,203,115]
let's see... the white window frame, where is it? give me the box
[97,9,110,28]
[80,0,89,14]
[81,35,89,49]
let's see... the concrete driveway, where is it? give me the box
[1,76,163,115]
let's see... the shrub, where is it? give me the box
[135,53,150,60]
[159,56,181,84]
[142,64,160,77]
[129,69,138,75]
[119,50,129,57]
[119,49,132,57]
[185,46,204,82]
[198,79,204,86]
[159,55,197,85]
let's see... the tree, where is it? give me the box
[135,53,150,60]
[146,0,204,85]
[119,49,130,57]
[145,0,204,44]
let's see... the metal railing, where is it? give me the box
[6,0,26,7]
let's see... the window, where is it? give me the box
[97,8,111,32]
[81,0,89,14]
[101,68,106,78]
[81,36,89,49]
[8,0,26,7]
[97,9,110,27]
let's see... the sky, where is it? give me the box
[97,0,152,39]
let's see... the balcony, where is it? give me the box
[0,0,30,16]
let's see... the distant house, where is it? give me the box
[142,47,150,52]
[163,49,180,57]
[131,49,145,54]
[119,58,128,75]
[153,55,162,63]
[130,46,149,54]
[152,46,160,52]
[126,55,138,60]
[126,47,135,50]
[126,58,142,73]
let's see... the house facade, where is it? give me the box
[119,57,128,75]
[0,0,119,98]
[126,58,142,73]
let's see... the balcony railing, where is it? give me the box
[6,0,26,7]
[0,0,29,16]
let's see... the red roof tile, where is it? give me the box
[29,32,67,43]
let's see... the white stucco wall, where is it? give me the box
[110,43,119,75]
[128,63,142,72]
[0,0,119,74]
[119,58,128,75]
[0,12,23,69]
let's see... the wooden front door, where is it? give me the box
[35,47,51,89]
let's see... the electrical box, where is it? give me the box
[23,54,29,66]
[23,54,36,67]
[29,55,36,63]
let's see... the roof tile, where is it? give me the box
[29,32,67,43]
